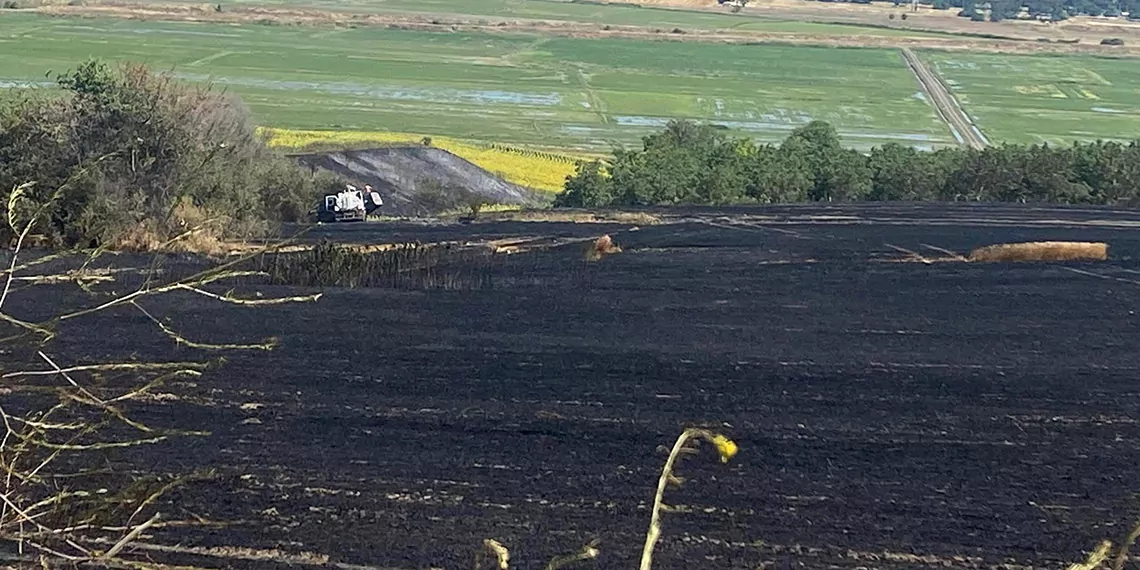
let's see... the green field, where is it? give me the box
[158,0,950,38]
[924,51,1140,145]
[0,13,955,151]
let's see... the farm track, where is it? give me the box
[902,48,989,149]
[4,203,1140,569]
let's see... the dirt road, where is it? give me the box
[902,48,988,149]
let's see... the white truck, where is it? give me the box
[314,184,384,223]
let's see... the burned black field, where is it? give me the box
[5,203,1140,569]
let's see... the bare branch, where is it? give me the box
[101,511,160,560]
[4,361,210,379]
[133,301,278,351]
[176,284,321,306]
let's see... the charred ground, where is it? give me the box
[4,203,1140,569]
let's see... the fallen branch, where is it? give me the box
[133,301,278,351]
[101,511,161,559]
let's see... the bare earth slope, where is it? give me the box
[294,147,551,216]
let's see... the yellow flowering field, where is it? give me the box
[260,128,583,193]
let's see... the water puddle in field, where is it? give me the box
[562,125,606,134]
[613,115,811,132]
[913,91,928,102]
[175,73,562,106]
[0,79,53,88]
[935,60,979,70]
[844,132,939,142]
[1091,107,1126,114]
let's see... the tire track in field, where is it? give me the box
[901,48,988,150]
[574,66,609,124]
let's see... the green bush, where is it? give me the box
[0,59,330,249]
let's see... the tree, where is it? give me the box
[555,161,614,207]
[0,59,326,249]
[781,121,872,201]
[869,143,946,201]
[745,145,813,203]
[1072,140,1140,204]
[989,0,1022,20]
[943,145,1026,202]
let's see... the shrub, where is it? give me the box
[0,59,329,250]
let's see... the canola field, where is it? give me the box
[262,128,581,192]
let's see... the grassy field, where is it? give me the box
[0,13,955,151]
[923,51,1140,145]
[156,0,951,37]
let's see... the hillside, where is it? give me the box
[294,147,553,216]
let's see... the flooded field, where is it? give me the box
[0,13,953,151]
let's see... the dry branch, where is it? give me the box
[545,539,600,570]
[475,538,510,570]
[640,428,737,570]
[101,512,161,560]
[133,301,279,351]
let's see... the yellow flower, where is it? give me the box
[712,434,738,463]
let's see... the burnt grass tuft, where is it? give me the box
[237,239,598,291]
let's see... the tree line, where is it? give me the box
[806,0,1138,21]
[554,120,1140,208]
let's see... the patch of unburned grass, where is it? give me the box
[585,234,622,261]
[967,241,1108,262]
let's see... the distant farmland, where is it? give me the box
[0,13,953,151]
[3,13,1140,152]
[149,0,951,37]
[924,51,1140,146]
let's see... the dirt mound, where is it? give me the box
[294,146,551,216]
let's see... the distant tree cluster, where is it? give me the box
[814,0,1139,21]
[554,120,1140,208]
